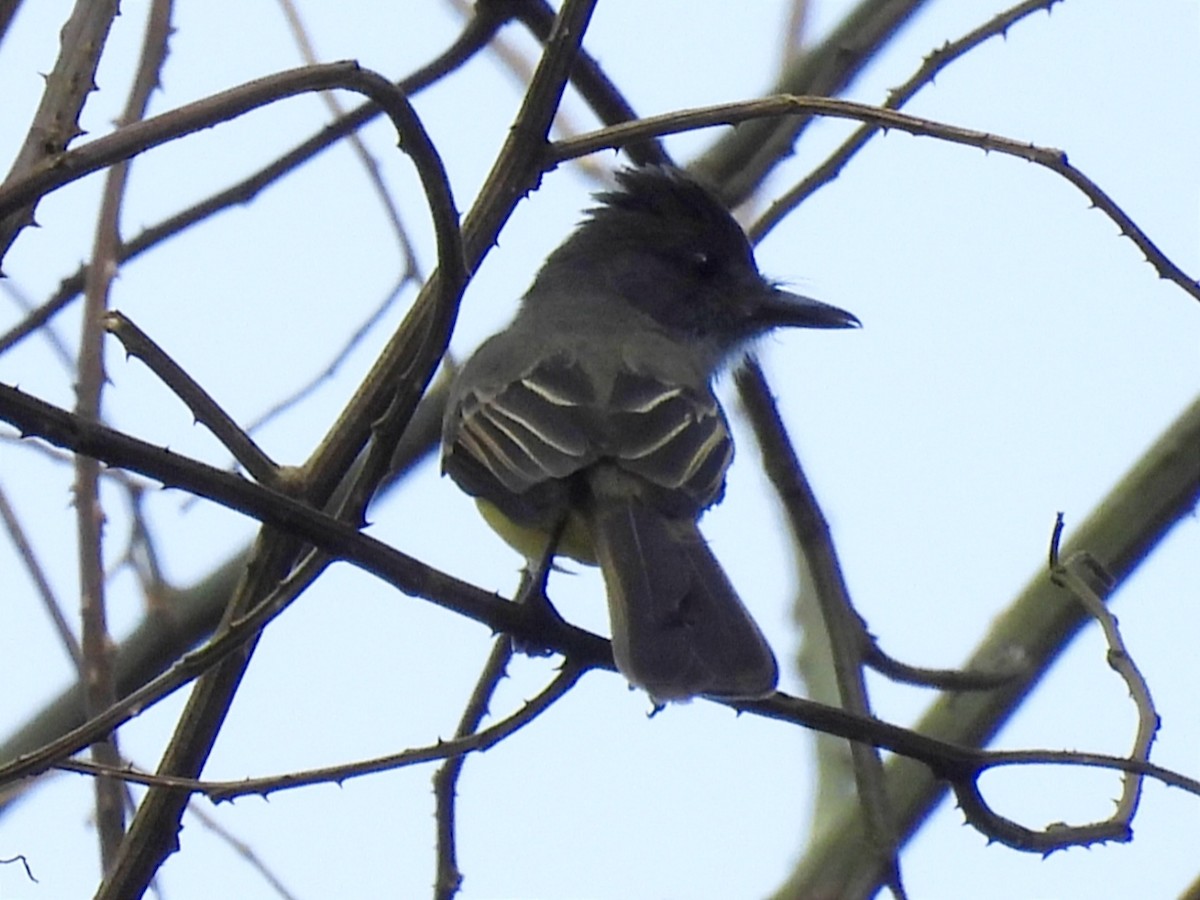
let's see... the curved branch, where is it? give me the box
[550,96,1200,304]
[0,62,456,243]
[0,8,502,356]
[780,392,1200,898]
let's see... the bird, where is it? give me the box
[441,165,859,703]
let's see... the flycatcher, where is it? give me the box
[441,166,858,702]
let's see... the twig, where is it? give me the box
[752,0,1063,241]
[506,0,667,167]
[781,388,1200,896]
[432,636,516,900]
[117,482,169,606]
[550,95,1200,304]
[444,0,628,180]
[0,63,463,261]
[52,669,1200,829]
[862,644,1020,691]
[458,0,601,265]
[0,280,74,369]
[693,0,933,205]
[284,64,465,508]
[0,8,504,357]
[105,311,280,486]
[0,483,83,671]
[100,751,302,899]
[55,663,583,803]
[181,801,301,900]
[1051,544,1157,842]
[276,0,422,275]
[0,432,158,492]
[0,854,36,883]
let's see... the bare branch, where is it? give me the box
[694,0,934,203]
[0,0,120,258]
[0,10,501,357]
[276,0,422,275]
[552,95,1200,304]
[781,391,1200,896]
[75,0,176,869]
[54,663,583,803]
[105,311,281,486]
[752,0,1064,240]
[737,356,904,896]
[1052,549,1157,841]
[0,483,82,671]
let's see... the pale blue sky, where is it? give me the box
[0,2,1196,898]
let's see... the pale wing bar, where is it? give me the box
[607,370,733,511]
[452,355,597,495]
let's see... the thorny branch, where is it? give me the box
[0,2,1195,898]
[550,96,1200,304]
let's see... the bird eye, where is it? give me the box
[688,248,722,277]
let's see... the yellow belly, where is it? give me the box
[476,498,599,566]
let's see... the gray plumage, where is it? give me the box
[442,166,858,702]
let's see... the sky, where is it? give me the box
[0,1,1197,898]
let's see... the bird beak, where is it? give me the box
[756,286,861,330]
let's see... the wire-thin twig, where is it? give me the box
[0,483,83,671]
[275,0,422,275]
[243,271,415,436]
[0,280,74,370]
[182,800,301,900]
[0,853,36,883]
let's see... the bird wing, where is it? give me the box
[444,348,732,520]
[445,351,597,499]
[605,367,732,515]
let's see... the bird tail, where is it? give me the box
[586,481,779,703]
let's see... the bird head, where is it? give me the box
[534,166,860,349]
